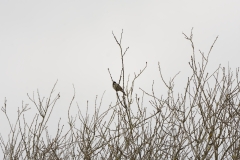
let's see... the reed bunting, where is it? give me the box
[112,81,126,95]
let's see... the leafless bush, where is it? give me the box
[1,29,240,160]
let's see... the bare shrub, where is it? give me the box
[1,29,240,159]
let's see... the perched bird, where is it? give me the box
[112,81,126,95]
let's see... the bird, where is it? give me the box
[112,81,126,95]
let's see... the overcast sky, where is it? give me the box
[0,1,240,147]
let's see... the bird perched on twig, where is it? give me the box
[112,81,126,95]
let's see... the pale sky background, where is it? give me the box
[0,1,240,154]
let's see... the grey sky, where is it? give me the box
[0,1,240,151]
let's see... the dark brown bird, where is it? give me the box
[112,81,126,95]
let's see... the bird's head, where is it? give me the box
[113,81,116,85]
